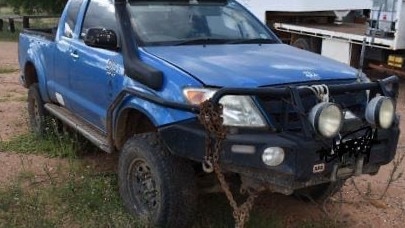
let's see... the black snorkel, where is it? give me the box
[114,0,164,90]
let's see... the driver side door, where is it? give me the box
[68,0,123,131]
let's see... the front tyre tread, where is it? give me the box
[118,133,197,227]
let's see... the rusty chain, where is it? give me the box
[198,100,259,228]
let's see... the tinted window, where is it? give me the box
[81,0,117,39]
[64,0,83,38]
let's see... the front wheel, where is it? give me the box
[118,133,197,227]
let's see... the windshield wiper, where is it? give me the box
[226,38,277,44]
[173,38,230,46]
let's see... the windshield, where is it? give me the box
[128,1,278,46]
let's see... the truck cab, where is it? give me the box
[18,0,400,226]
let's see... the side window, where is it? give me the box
[80,0,117,39]
[64,0,83,38]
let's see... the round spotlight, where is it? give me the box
[262,147,285,166]
[309,102,343,138]
[365,96,395,129]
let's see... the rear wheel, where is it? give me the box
[27,83,48,136]
[118,133,197,227]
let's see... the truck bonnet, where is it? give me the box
[143,44,359,88]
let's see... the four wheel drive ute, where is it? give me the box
[18,0,400,226]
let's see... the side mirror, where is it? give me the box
[84,28,118,51]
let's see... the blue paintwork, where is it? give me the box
[144,44,358,88]
[18,0,359,134]
[18,33,55,103]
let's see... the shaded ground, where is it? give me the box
[0,41,404,227]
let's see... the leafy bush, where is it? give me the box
[5,0,67,14]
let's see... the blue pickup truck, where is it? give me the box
[19,0,400,226]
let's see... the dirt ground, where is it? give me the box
[0,41,404,227]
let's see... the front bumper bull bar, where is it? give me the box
[107,76,400,193]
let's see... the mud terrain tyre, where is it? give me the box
[27,83,48,136]
[118,133,197,227]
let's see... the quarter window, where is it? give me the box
[64,0,83,38]
[81,0,117,39]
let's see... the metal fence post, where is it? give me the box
[8,18,15,33]
[23,16,29,28]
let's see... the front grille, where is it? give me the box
[258,87,368,132]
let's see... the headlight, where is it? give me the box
[262,147,285,166]
[365,96,395,129]
[308,102,343,138]
[220,95,266,127]
[183,88,267,127]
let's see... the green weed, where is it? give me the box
[0,162,139,227]
[0,67,18,74]
[0,132,77,158]
[0,126,338,227]
[0,30,20,41]
[0,94,25,103]
[58,168,139,227]
[0,123,140,226]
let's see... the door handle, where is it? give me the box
[70,51,79,59]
